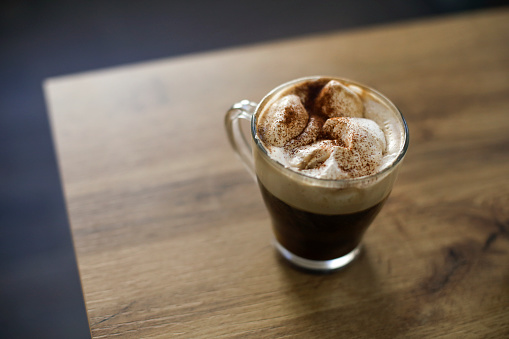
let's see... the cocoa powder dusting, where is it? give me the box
[258,78,386,179]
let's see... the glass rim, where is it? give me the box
[251,75,409,185]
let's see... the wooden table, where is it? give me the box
[45,8,509,338]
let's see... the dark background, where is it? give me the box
[0,1,504,338]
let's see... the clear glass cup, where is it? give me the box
[225,76,409,272]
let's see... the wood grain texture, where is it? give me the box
[44,8,509,338]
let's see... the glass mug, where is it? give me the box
[225,76,409,272]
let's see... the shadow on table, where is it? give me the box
[275,248,410,338]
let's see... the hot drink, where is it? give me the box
[225,76,408,271]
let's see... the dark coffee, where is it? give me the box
[259,181,387,261]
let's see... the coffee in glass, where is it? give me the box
[225,76,408,272]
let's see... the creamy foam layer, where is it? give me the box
[253,77,407,214]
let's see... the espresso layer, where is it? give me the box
[259,182,387,260]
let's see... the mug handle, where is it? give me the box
[225,100,258,180]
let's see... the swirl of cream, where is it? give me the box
[321,117,387,178]
[315,80,364,118]
[284,115,324,148]
[258,94,309,147]
[289,140,336,170]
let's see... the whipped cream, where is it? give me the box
[257,79,388,180]
[252,76,407,214]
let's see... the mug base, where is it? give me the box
[273,239,361,272]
